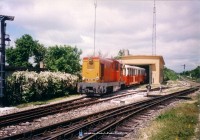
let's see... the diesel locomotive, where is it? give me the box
[77,57,146,96]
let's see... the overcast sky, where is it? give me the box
[0,0,199,72]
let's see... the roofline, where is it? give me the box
[120,55,165,65]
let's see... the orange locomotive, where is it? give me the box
[77,57,146,96]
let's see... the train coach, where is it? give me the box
[77,57,146,96]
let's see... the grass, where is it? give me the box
[16,94,81,108]
[149,94,200,140]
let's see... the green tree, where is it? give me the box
[44,45,82,74]
[6,34,46,67]
[191,66,200,78]
[33,44,47,68]
[180,66,200,79]
[114,49,125,59]
[163,67,178,81]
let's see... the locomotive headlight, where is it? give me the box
[96,77,99,80]
[82,77,85,80]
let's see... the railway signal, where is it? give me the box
[182,64,186,75]
[0,15,14,105]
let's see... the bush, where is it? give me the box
[5,71,79,105]
[164,67,178,81]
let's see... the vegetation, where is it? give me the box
[114,49,126,59]
[5,71,78,105]
[33,43,47,68]
[180,66,200,82]
[6,34,82,75]
[163,67,179,81]
[44,45,82,74]
[16,94,80,108]
[149,95,200,140]
[4,34,83,105]
[6,34,46,67]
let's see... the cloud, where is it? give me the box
[0,0,199,72]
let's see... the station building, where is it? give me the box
[120,55,165,85]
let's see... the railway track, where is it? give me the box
[0,87,157,128]
[1,87,198,140]
[0,96,89,128]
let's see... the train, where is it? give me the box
[77,56,146,96]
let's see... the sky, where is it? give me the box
[0,0,199,73]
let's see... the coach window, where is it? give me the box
[123,68,126,75]
[132,69,134,76]
[131,69,133,76]
[128,68,130,76]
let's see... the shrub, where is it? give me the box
[5,71,79,105]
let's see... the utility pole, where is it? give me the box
[0,15,14,106]
[152,0,156,56]
[93,0,97,56]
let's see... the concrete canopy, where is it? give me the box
[120,55,165,85]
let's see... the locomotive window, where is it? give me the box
[87,62,94,69]
[101,63,104,79]
[115,63,118,70]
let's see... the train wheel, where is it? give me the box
[106,86,113,93]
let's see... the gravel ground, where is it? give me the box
[0,90,150,138]
[0,95,85,116]
[0,81,192,138]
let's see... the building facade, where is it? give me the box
[120,55,165,85]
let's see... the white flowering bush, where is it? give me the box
[5,71,79,105]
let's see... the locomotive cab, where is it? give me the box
[81,57,100,83]
[77,57,124,96]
